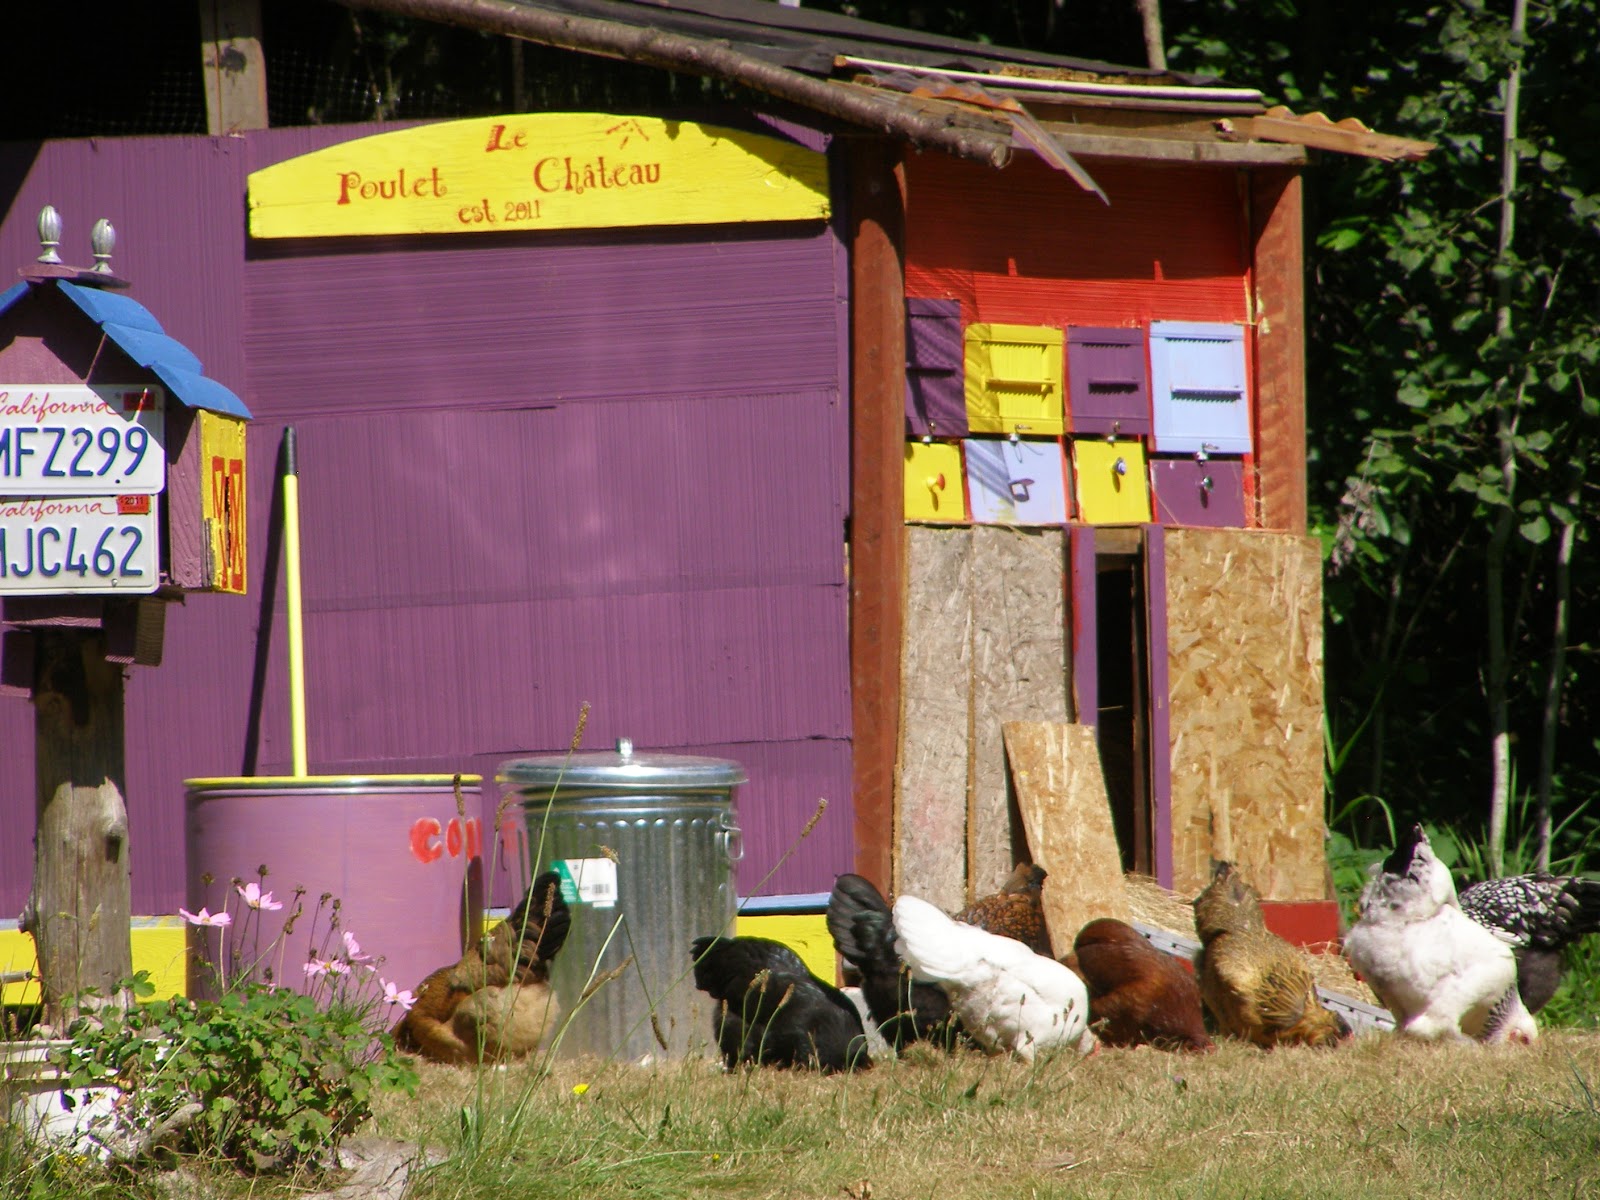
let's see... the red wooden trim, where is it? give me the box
[848,139,908,891]
[1249,168,1308,534]
[1260,900,1342,952]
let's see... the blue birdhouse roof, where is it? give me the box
[0,279,251,419]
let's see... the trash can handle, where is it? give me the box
[717,812,744,864]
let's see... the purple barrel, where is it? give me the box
[183,775,482,1005]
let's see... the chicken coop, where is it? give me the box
[0,0,1429,1005]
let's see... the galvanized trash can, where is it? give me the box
[498,741,744,1063]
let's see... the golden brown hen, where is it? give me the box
[392,870,571,1064]
[1066,918,1213,1053]
[1192,862,1348,1050]
[954,862,1052,957]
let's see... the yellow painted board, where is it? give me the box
[904,441,966,522]
[248,114,830,239]
[2,922,189,1005]
[964,323,1065,436]
[2,914,834,1007]
[735,913,836,984]
[1072,438,1152,524]
[199,410,247,594]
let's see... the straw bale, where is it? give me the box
[1163,529,1326,900]
[895,526,973,912]
[1004,721,1130,950]
[969,527,1069,899]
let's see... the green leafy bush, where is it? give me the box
[55,976,416,1171]
[46,873,420,1173]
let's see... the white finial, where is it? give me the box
[37,206,62,264]
[90,218,115,273]
[616,737,634,759]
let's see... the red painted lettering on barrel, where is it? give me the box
[409,817,443,863]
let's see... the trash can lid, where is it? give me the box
[498,738,747,791]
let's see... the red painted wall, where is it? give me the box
[905,154,1249,326]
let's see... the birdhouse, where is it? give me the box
[0,208,251,673]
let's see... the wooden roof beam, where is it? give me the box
[335,0,1015,167]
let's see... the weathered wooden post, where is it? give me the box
[0,208,250,1027]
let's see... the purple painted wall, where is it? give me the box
[0,118,853,915]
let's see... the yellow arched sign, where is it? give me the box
[247,113,831,239]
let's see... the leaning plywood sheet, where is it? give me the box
[969,527,1069,899]
[895,526,972,912]
[1164,529,1325,900]
[1004,721,1130,952]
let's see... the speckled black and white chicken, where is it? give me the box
[1343,824,1537,1044]
[1458,872,1600,1015]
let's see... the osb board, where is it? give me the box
[895,526,973,912]
[1004,722,1130,951]
[1164,529,1326,900]
[969,526,1069,899]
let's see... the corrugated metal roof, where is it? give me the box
[0,279,252,417]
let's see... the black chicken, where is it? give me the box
[1458,873,1600,1014]
[825,873,959,1050]
[690,935,871,1072]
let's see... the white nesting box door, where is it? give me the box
[1149,321,1252,455]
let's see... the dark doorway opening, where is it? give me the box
[1095,539,1152,875]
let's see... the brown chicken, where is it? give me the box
[955,862,1053,956]
[1065,918,1213,1052]
[1192,861,1349,1049]
[392,870,571,1064]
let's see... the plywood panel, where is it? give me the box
[969,526,1069,898]
[1164,528,1325,900]
[895,527,972,912]
[1004,721,1131,951]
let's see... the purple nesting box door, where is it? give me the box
[905,297,967,438]
[1150,456,1248,528]
[1067,326,1151,437]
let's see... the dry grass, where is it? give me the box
[371,1030,1600,1200]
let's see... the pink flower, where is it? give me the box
[178,907,232,928]
[303,959,332,978]
[381,979,416,1011]
[341,930,371,962]
[328,959,351,976]
[235,882,283,911]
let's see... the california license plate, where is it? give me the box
[0,494,160,594]
[0,384,166,495]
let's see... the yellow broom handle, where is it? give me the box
[283,427,308,777]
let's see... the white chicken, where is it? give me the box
[1343,824,1537,1044]
[892,893,1096,1061]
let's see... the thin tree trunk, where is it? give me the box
[1535,473,1578,871]
[1486,0,1529,878]
[1135,0,1167,70]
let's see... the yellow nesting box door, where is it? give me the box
[964,323,1065,436]
[904,441,966,522]
[1072,439,1152,524]
[199,410,248,594]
